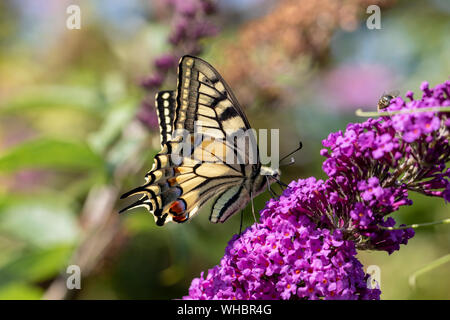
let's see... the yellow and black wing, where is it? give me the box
[155,90,176,146]
[210,185,250,223]
[174,56,251,132]
[120,56,260,225]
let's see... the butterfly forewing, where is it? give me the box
[177,56,260,170]
[175,56,252,133]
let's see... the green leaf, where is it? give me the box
[0,245,73,287]
[88,101,137,154]
[0,283,43,300]
[0,85,104,114]
[0,138,105,172]
[122,210,157,233]
[0,196,80,248]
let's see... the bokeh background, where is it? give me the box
[0,0,449,299]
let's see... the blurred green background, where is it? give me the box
[0,0,449,300]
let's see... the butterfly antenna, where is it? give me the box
[280,157,296,168]
[280,141,303,163]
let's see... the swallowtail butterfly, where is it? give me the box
[120,55,280,226]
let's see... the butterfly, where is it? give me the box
[120,55,283,226]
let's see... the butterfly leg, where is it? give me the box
[274,177,288,192]
[238,210,244,235]
[266,178,279,199]
[250,191,257,223]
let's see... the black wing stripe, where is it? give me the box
[118,195,152,214]
[217,185,243,220]
[210,185,245,223]
[218,106,239,122]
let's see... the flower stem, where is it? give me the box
[409,254,450,289]
[378,218,450,230]
[355,106,450,117]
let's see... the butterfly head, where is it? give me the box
[261,166,280,180]
[252,165,281,195]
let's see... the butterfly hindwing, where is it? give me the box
[155,90,176,146]
[210,185,250,223]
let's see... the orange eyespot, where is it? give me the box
[172,213,188,223]
[170,200,186,215]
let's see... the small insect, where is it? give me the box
[120,55,298,226]
[377,90,400,111]
[357,90,449,118]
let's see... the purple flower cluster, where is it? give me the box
[185,195,380,300]
[166,0,218,52]
[139,0,218,129]
[275,176,415,254]
[184,80,450,299]
[320,80,449,252]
